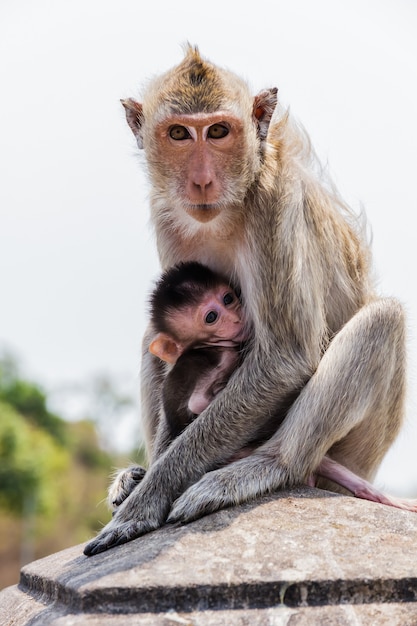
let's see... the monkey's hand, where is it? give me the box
[108,465,146,511]
[83,477,170,556]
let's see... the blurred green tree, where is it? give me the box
[0,349,145,589]
[0,353,67,445]
[0,401,68,515]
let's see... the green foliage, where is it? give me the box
[0,401,69,516]
[0,352,114,522]
[0,349,145,589]
[0,377,67,445]
[68,420,112,469]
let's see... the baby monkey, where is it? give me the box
[148,262,417,511]
[149,261,247,437]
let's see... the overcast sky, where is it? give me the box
[1,0,416,493]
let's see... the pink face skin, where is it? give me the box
[169,283,247,349]
[165,115,235,207]
[155,112,245,211]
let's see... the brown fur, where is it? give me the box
[84,46,406,556]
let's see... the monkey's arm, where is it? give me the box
[105,325,175,513]
[138,326,168,457]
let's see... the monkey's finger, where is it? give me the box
[83,520,147,556]
[83,529,122,556]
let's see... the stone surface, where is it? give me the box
[1,487,417,625]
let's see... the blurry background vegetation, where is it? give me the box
[0,348,145,590]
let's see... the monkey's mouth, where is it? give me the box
[186,202,220,211]
[192,203,218,210]
[185,203,221,223]
[196,331,247,349]
[196,340,241,349]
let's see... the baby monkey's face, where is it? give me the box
[170,283,247,349]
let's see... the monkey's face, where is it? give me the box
[146,110,259,224]
[170,283,247,349]
[122,48,278,233]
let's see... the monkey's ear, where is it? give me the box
[253,88,278,141]
[121,98,145,149]
[149,333,183,365]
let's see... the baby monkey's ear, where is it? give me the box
[149,333,183,364]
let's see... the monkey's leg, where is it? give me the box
[168,298,407,523]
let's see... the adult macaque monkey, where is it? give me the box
[110,261,416,514]
[84,45,407,556]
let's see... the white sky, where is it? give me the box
[1,0,416,494]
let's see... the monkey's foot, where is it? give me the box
[353,486,417,512]
[83,517,157,556]
[108,465,147,510]
[168,454,288,524]
[389,497,417,513]
[168,471,239,524]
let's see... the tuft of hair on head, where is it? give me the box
[156,44,224,115]
[141,43,256,132]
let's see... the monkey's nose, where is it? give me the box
[187,178,217,204]
[193,179,213,197]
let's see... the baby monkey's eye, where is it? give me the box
[169,125,191,140]
[205,311,218,324]
[223,292,234,305]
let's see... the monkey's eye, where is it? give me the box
[169,125,191,140]
[208,124,229,139]
[223,292,234,306]
[205,311,218,324]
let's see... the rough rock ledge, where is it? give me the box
[1,487,417,625]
